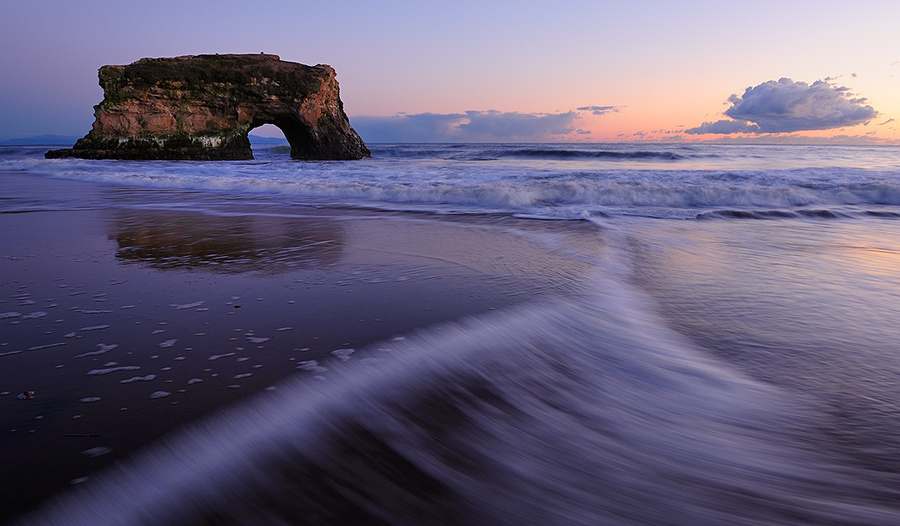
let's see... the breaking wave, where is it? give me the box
[3,143,900,220]
[502,148,688,161]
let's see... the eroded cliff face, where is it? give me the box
[47,54,370,160]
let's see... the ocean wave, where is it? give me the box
[23,274,900,525]
[367,144,701,162]
[15,168,900,219]
[696,209,854,220]
[5,145,900,219]
[504,148,688,161]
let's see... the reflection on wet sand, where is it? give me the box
[109,210,344,273]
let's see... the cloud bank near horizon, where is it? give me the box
[577,105,621,116]
[687,78,878,135]
[351,108,611,143]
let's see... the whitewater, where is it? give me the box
[4,143,900,219]
[5,142,900,524]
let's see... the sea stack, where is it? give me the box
[47,54,370,161]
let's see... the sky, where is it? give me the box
[2,0,899,144]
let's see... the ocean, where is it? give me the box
[4,142,900,524]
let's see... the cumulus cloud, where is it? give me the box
[687,78,877,135]
[351,110,582,142]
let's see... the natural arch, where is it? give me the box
[47,54,370,161]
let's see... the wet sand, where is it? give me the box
[0,205,595,520]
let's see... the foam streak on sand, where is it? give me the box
[27,342,67,351]
[208,353,235,361]
[79,325,110,332]
[74,344,118,358]
[170,301,204,310]
[86,366,140,376]
[119,375,156,384]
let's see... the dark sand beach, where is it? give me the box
[0,194,596,519]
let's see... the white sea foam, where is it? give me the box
[330,348,355,361]
[170,301,205,310]
[86,366,139,375]
[119,375,156,384]
[79,325,110,332]
[75,343,118,358]
[297,360,327,373]
[27,342,67,351]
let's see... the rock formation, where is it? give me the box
[47,54,370,160]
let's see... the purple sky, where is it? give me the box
[2,1,898,143]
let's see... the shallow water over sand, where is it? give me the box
[0,201,594,519]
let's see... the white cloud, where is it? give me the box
[687,78,877,135]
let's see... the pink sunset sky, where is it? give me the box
[2,0,898,144]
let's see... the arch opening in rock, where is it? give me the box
[248,124,290,159]
[250,117,320,160]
